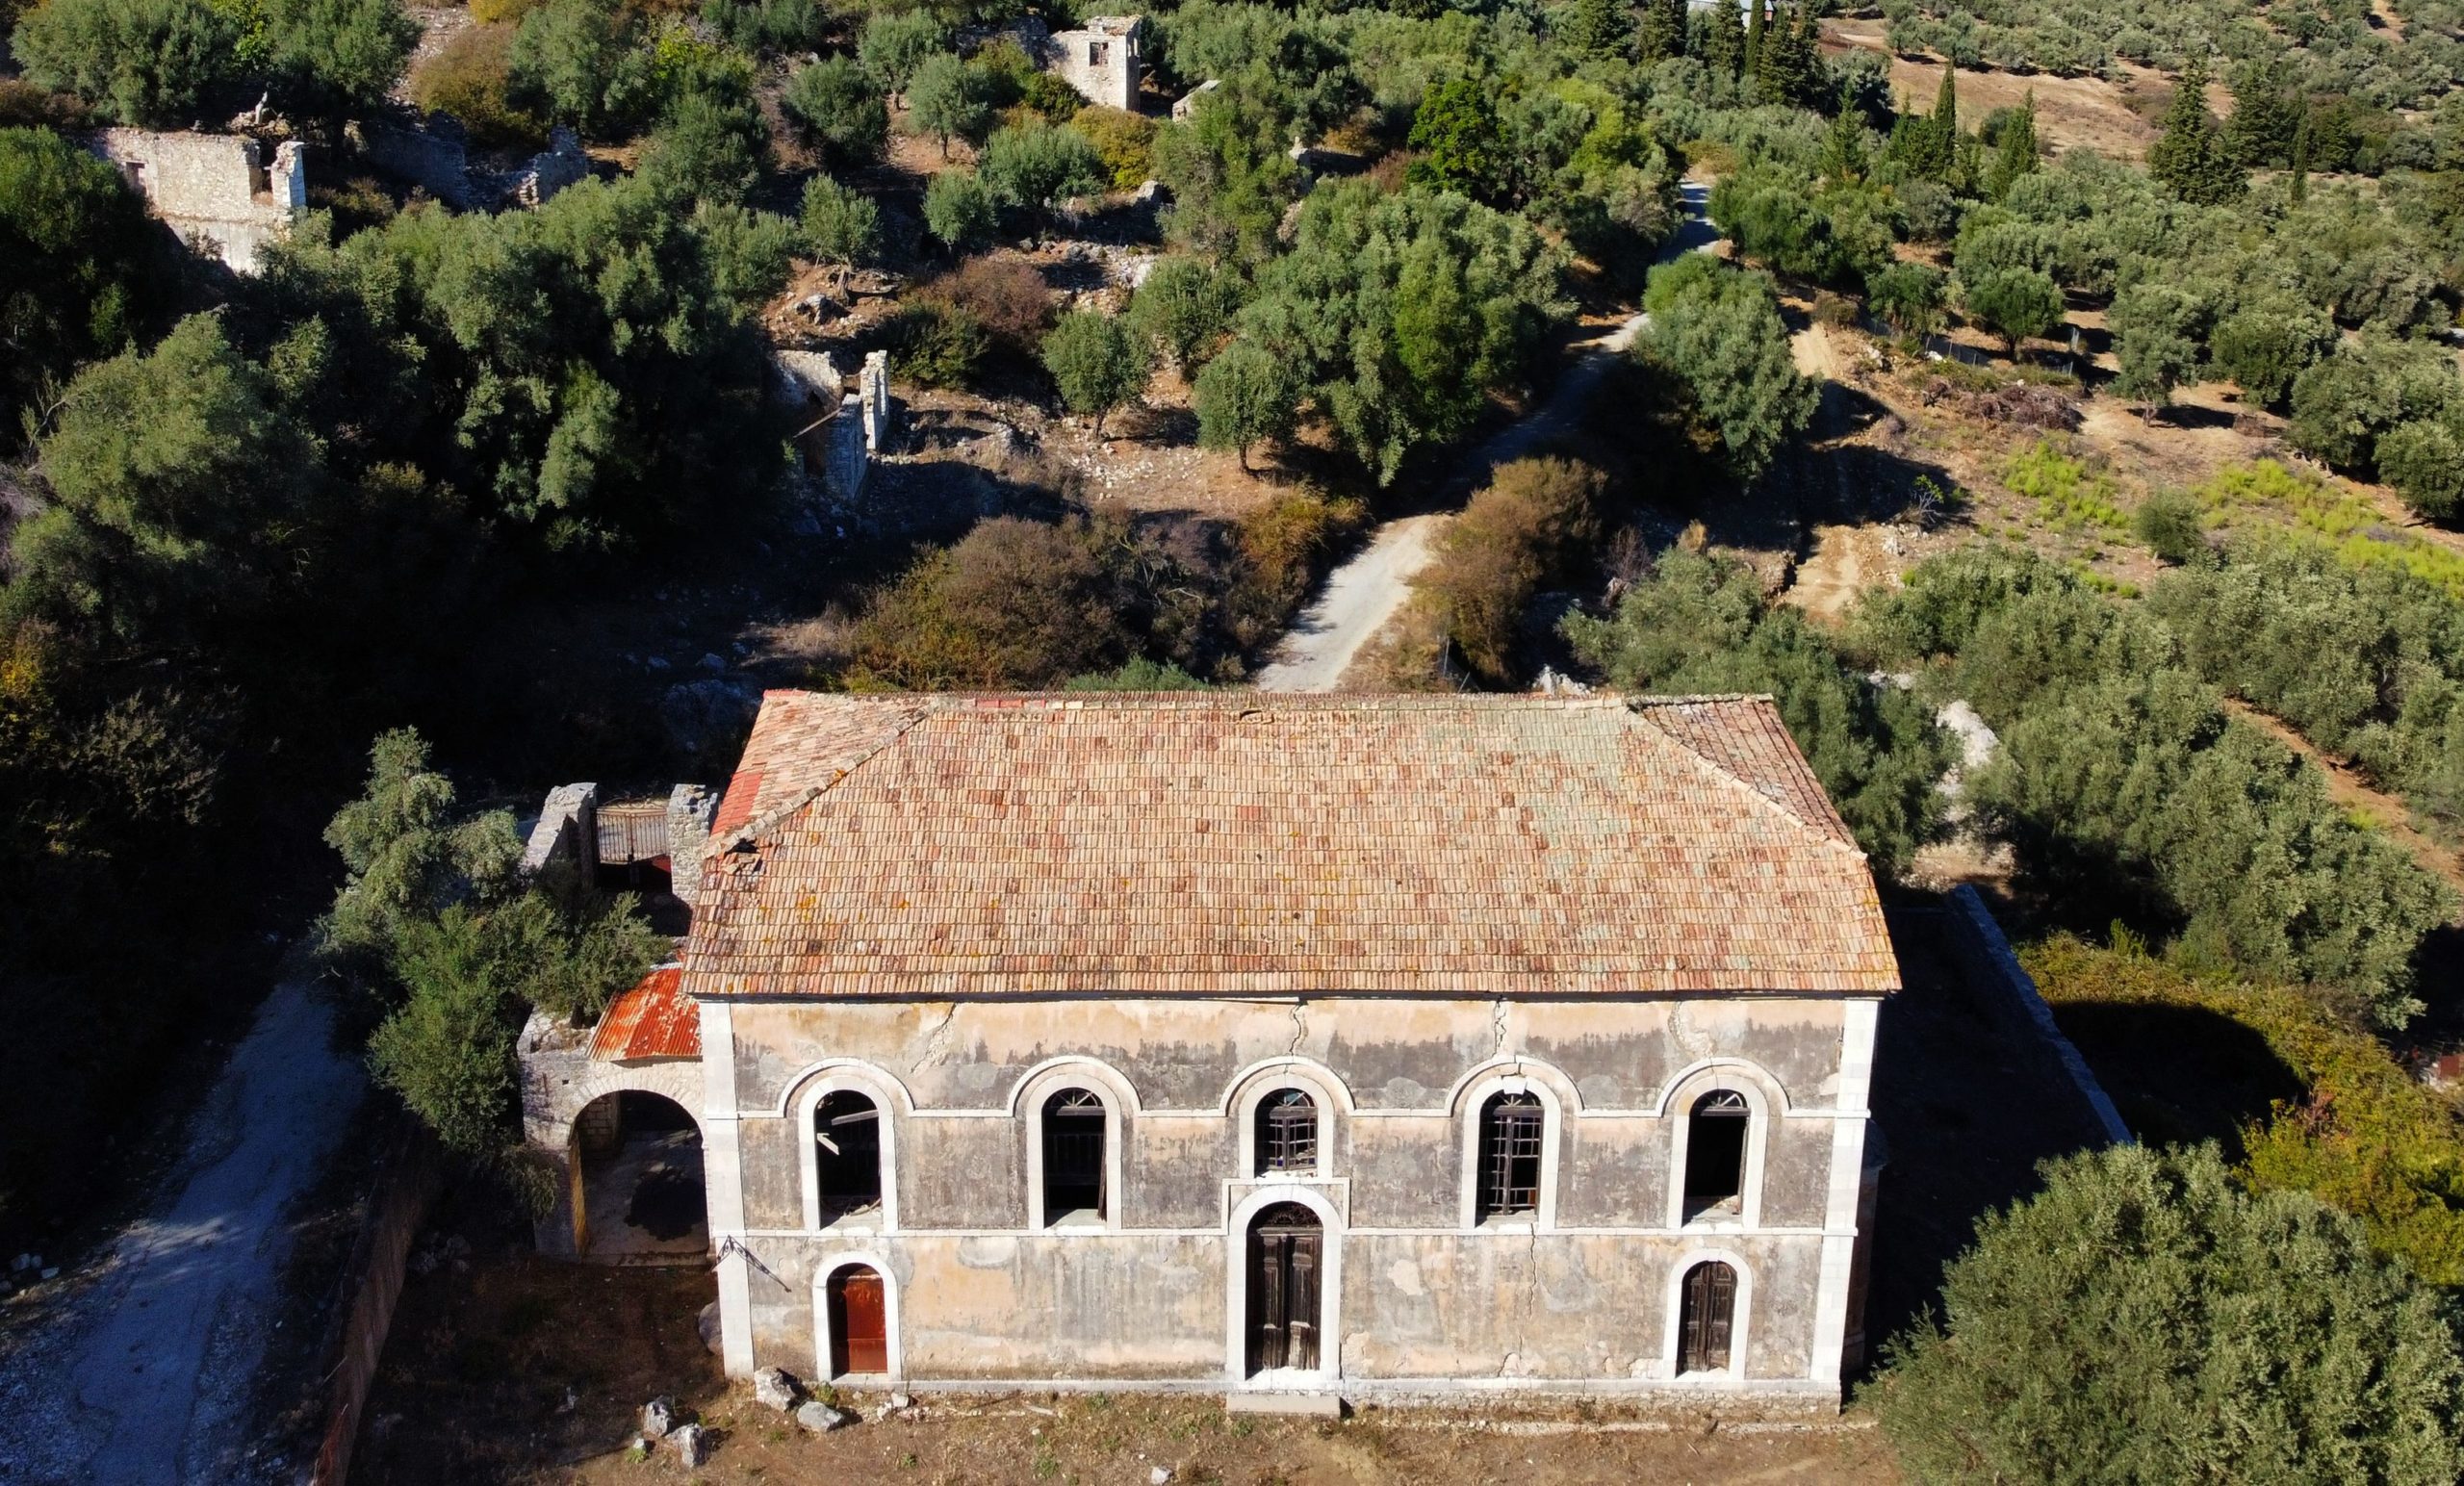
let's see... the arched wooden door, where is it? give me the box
[1677,1261,1737,1375]
[1245,1203,1322,1374]
[827,1265,888,1376]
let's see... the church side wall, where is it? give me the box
[705,992,1874,1402]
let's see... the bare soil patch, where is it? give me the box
[1820,22,2164,160]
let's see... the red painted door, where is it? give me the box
[831,1268,888,1375]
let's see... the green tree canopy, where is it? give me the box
[2147,58,2246,206]
[1879,1142,2464,1485]
[977,118,1104,216]
[1962,265,2066,355]
[1405,77,1506,203]
[904,51,995,157]
[1040,310,1152,436]
[1192,337,1296,470]
[10,0,240,126]
[921,167,996,254]
[0,126,164,450]
[782,54,887,169]
[1638,252,1817,482]
[1127,254,1245,372]
[506,0,652,138]
[858,8,947,92]
[1241,180,1568,483]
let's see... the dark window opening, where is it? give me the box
[1256,1089,1318,1175]
[1476,1090,1544,1219]
[1677,1261,1737,1374]
[813,1090,883,1219]
[1089,40,1108,64]
[1682,1089,1750,1219]
[1041,1089,1107,1224]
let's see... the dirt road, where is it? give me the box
[1253,183,1718,693]
[0,981,365,1485]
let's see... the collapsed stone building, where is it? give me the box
[1046,15,1144,111]
[349,112,593,210]
[90,130,306,273]
[776,348,894,507]
[520,690,1895,1407]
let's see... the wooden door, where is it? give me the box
[830,1267,888,1375]
[1246,1206,1322,1374]
[1678,1262,1736,1375]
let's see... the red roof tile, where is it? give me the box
[591,966,700,1061]
[682,693,1900,998]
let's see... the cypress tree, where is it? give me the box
[1744,0,1765,82]
[1704,0,1745,79]
[1932,63,1958,150]
[2290,107,2311,206]
[2147,58,2246,206]
[1822,87,1868,182]
[1638,0,1686,63]
[1569,0,1630,59]
[1988,90,2039,199]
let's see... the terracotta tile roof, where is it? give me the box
[682,692,1899,998]
[591,965,700,1061]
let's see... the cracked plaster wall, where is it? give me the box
[719,993,1868,1389]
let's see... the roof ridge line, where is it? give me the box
[1625,702,1867,859]
[709,699,937,856]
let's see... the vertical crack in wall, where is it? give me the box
[1288,1000,1307,1058]
[1491,996,1510,1060]
[916,1000,959,1069]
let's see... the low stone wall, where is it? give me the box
[1939,885,2133,1146]
[307,1125,443,1486]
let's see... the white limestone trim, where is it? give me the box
[1228,1063,1346,1180]
[1213,1054,1359,1114]
[1807,998,1880,1384]
[1451,1070,1565,1233]
[1660,1248,1756,1384]
[1661,1063,1782,1232]
[768,1057,920,1117]
[1644,1057,1800,1117]
[792,1064,905,1235]
[1001,1054,1146,1115]
[1438,1054,1584,1119]
[1222,1184,1345,1389]
[813,1250,905,1382]
[1017,1060,1136,1232]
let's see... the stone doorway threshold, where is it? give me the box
[1225,1390,1343,1417]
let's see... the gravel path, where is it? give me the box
[1251,182,1717,693]
[0,981,365,1485]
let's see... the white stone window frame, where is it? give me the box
[1222,1183,1345,1391]
[1658,1061,1780,1233]
[1660,1247,1755,1384]
[1013,1058,1139,1233]
[1451,1064,1569,1233]
[790,1063,905,1235]
[813,1249,904,1383]
[1227,1061,1348,1182]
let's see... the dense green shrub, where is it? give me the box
[1638,252,1816,482]
[782,55,887,169]
[1877,1142,2464,1485]
[1127,254,1245,372]
[1858,547,2456,1023]
[1072,104,1157,191]
[1040,310,1152,435]
[2132,490,2207,565]
[903,51,995,156]
[799,173,880,284]
[857,9,945,92]
[1565,548,1947,876]
[977,117,1104,216]
[10,0,239,126]
[506,0,651,138]
[921,167,995,254]
[0,126,164,450]
[698,0,822,55]
[883,298,988,389]
[1193,338,1297,469]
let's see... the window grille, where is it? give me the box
[1257,1089,1318,1175]
[1476,1090,1544,1218]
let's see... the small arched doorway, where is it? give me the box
[1677,1260,1738,1375]
[568,1089,706,1262]
[1245,1202,1323,1376]
[824,1264,890,1377]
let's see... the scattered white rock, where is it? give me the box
[641,1396,678,1439]
[698,653,726,674]
[38,1268,57,1281]
[1150,1468,1174,1485]
[753,1366,802,1412]
[887,1391,912,1411]
[644,655,670,671]
[668,1422,713,1467]
[795,1400,854,1433]
[698,1301,723,1355]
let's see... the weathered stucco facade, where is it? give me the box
[704,989,1879,1402]
[527,690,1898,1408]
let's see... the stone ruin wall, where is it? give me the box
[90,130,305,273]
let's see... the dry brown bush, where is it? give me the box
[1408,457,1604,687]
[411,24,547,151]
[926,257,1055,353]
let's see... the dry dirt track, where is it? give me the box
[0,981,365,1485]
[1252,182,1717,692]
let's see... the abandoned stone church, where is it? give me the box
[522,690,1894,1406]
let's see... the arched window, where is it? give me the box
[1677,1260,1738,1375]
[1255,1089,1318,1176]
[1682,1089,1750,1220]
[812,1090,883,1220]
[1476,1089,1545,1220]
[1041,1089,1108,1224]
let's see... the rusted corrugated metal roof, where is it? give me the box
[591,965,700,1061]
[596,800,671,865]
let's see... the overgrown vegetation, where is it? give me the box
[1876,1142,2464,1484]
[1854,545,2456,1024]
